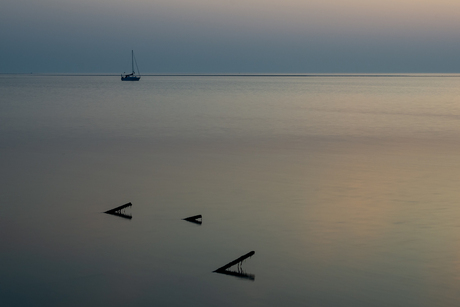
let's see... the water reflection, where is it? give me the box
[104,211,132,220]
[213,268,255,281]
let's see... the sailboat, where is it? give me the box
[121,50,141,81]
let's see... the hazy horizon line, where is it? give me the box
[2,73,460,77]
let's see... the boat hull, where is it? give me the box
[121,76,140,81]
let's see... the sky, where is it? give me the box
[1,0,460,73]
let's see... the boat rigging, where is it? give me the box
[121,50,141,81]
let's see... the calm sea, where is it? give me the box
[2,74,460,306]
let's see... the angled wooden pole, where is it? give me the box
[182,214,202,225]
[104,202,132,219]
[214,251,255,272]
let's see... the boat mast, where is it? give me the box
[131,50,134,74]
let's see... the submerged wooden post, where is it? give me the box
[213,251,255,280]
[214,251,255,272]
[104,202,132,219]
[182,214,202,225]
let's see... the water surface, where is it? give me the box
[2,75,460,306]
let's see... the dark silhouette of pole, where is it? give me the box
[182,214,202,225]
[104,202,132,219]
[214,251,255,272]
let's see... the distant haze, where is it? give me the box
[2,0,460,73]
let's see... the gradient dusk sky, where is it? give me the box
[1,0,460,73]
